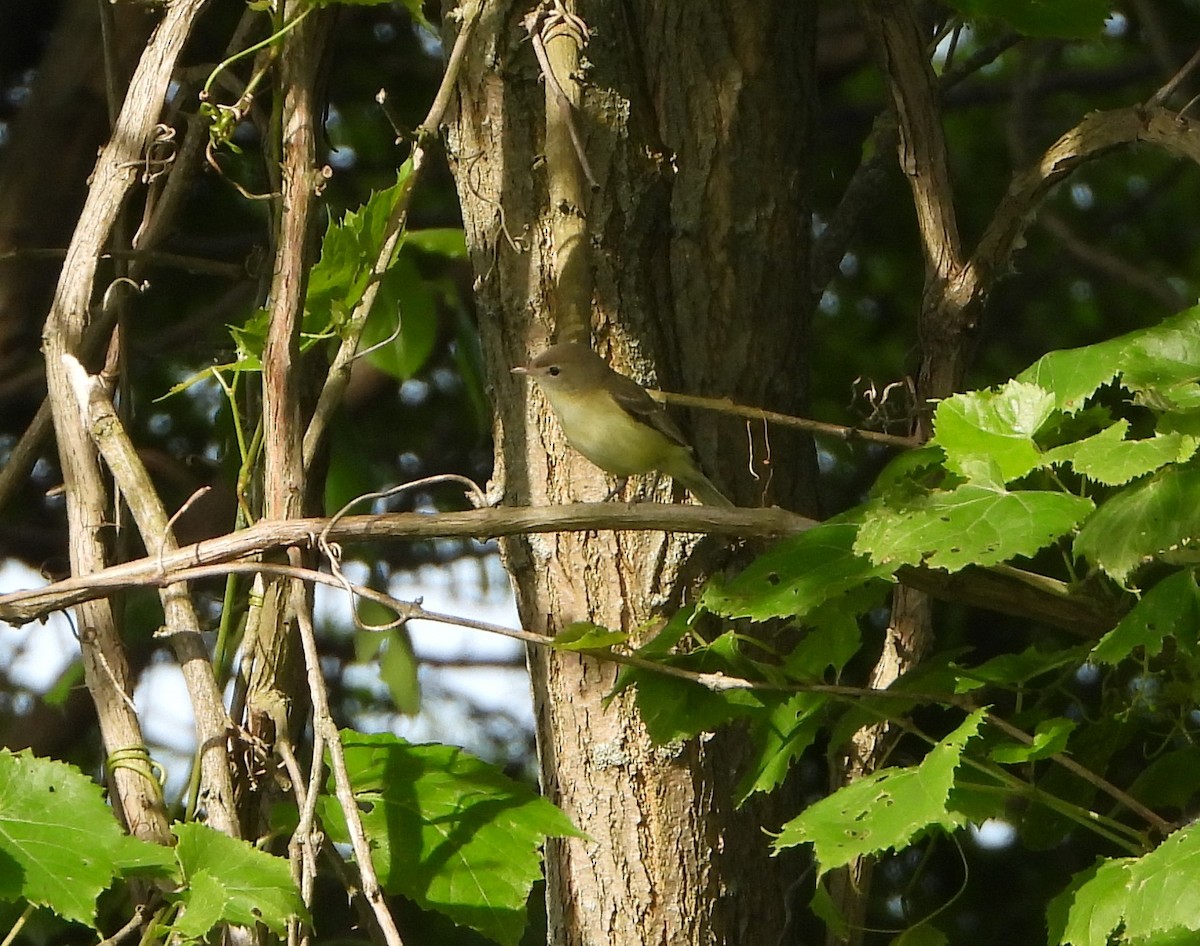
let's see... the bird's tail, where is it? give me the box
[675,467,734,507]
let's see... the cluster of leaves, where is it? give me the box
[0,733,575,946]
[598,308,1200,945]
[14,219,1200,946]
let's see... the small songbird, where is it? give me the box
[512,342,733,506]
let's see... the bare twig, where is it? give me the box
[964,105,1200,309]
[981,710,1173,838]
[1147,43,1200,107]
[527,7,597,189]
[292,585,406,946]
[520,0,593,344]
[1039,212,1188,311]
[653,389,920,450]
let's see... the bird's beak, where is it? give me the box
[510,365,529,376]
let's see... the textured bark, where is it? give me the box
[447,2,819,942]
[240,2,330,840]
[39,0,214,846]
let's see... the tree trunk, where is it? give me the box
[448,2,820,942]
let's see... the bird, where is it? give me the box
[511,342,733,506]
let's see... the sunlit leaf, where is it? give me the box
[773,710,985,870]
[1048,824,1200,944]
[0,750,176,927]
[990,716,1075,763]
[1075,466,1200,585]
[1090,569,1200,663]
[701,515,895,621]
[855,484,1093,571]
[933,380,1055,483]
[169,824,307,939]
[1043,420,1198,485]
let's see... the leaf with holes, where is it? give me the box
[773,710,985,870]
[855,484,1093,571]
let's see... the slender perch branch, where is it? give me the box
[0,501,1116,636]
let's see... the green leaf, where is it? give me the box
[1075,466,1200,585]
[1018,719,1131,850]
[780,596,870,682]
[735,609,865,803]
[933,380,1055,483]
[306,162,426,354]
[773,710,986,870]
[1043,420,1198,486]
[362,253,438,381]
[0,749,175,926]
[1046,857,1130,946]
[1090,570,1200,664]
[405,228,468,259]
[989,716,1075,763]
[631,633,776,744]
[169,823,308,939]
[552,622,630,652]
[1049,824,1200,944]
[378,627,422,716]
[734,692,829,804]
[953,644,1087,694]
[855,484,1094,571]
[700,514,896,621]
[319,732,581,946]
[1020,307,1200,412]
[942,0,1111,37]
[869,445,949,498]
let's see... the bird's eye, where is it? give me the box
[548,366,561,376]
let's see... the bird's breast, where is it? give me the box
[542,387,683,477]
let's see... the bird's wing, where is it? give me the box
[606,369,691,449]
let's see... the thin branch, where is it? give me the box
[95,904,152,946]
[1039,212,1189,311]
[39,0,213,847]
[63,355,239,837]
[653,389,919,450]
[0,246,250,280]
[292,585,406,946]
[960,105,1200,311]
[939,31,1021,92]
[1148,42,1200,107]
[981,710,1173,838]
[527,9,597,189]
[0,502,1118,637]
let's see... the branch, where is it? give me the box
[961,105,1200,308]
[39,0,213,846]
[523,0,594,344]
[1039,212,1189,311]
[63,355,240,837]
[72,552,1166,841]
[653,389,919,450]
[292,586,406,946]
[0,502,1117,637]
